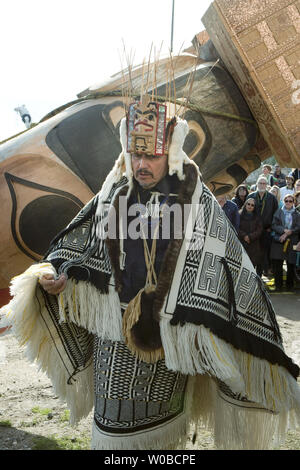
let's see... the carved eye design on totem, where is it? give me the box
[4,172,84,260]
[181,110,210,164]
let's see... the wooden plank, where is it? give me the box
[202,0,300,167]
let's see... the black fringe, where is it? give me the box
[257,275,282,343]
[171,305,299,380]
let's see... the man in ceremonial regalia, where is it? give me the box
[2,92,300,450]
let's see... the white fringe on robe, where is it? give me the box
[57,277,123,341]
[160,316,300,449]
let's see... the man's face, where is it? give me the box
[274,165,281,173]
[286,177,293,188]
[257,180,267,192]
[295,182,300,192]
[131,153,168,189]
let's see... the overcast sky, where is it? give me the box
[0,0,213,141]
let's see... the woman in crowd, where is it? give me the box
[295,179,300,194]
[269,185,283,208]
[238,198,263,268]
[270,194,300,291]
[232,184,249,209]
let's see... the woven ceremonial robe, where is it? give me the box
[3,163,300,450]
[92,337,189,450]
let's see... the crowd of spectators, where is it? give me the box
[217,163,300,293]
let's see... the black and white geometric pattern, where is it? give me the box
[93,337,187,433]
[47,195,112,279]
[45,182,131,286]
[173,184,286,353]
[40,289,94,381]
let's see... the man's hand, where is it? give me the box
[39,274,67,295]
[279,234,287,243]
[244,235,250,244]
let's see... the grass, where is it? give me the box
[19,407,71,429]
[31,406,53,416]
[0,420,12,427]
[59,409,70,423]
[32,434,90,450]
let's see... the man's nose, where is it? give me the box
[138,155,149,168]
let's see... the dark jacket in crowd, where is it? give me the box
[222,200,240,231]
[232,196,245,210]
[270,172,287,188]
[290,168,300,183]
[247,191,278,229]
[270,208,300,264]
[238,212,263,267]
